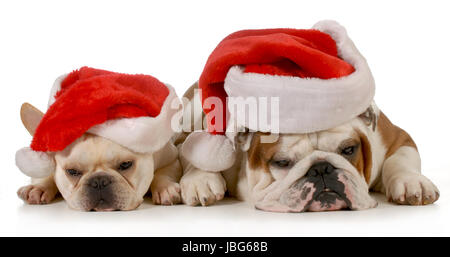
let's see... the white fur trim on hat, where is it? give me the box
[181,131,236,172]
[15,147,55,178]
[87,84,182,153]
[223,20,375,134]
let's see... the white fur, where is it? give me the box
[179,142,227,206]
[223,20,375,134]
[179,160,226,206]
[181,131,236,172]
[382,146,439,203]
[15,147,55,178]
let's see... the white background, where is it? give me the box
[1,0,449,236]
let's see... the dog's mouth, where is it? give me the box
[83,191,121,211]
[90,198,120,212]
[307,188,350,212]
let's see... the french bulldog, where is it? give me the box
[17,103,182,211]
[178,83,440,212]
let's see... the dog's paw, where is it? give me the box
[17,184,57,204]
[180,169,226,206]
[386,172,439,205]
[151,179,181,205]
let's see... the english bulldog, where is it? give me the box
[17,103,182,211]
[178,83,440,212]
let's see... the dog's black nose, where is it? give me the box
[88,175,112,190]
[306,161,335,177]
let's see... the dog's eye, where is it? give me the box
[118,161,133,171]
[66,169,82,177]
[271,159,291,168]
[341,146,355,156]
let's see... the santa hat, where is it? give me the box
[16,67,182,178]
[181,20,375,172]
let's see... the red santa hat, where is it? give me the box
[181,20,375,172]
[16,67,182,178]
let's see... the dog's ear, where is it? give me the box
[358,103,379,131]
[20,103,44,136]
[236,128,254,152]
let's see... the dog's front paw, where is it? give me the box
[386,173,439,205]
[180,169,226,206]
[17,184,57,204]
[151,179,181,205]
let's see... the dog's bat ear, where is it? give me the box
[20,103,44,136]
[236,128,254,152]
[358,103,379,132]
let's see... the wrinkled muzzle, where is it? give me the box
[253,151,377,213]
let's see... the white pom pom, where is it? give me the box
[181,132,236,172]
[15,147,55,178]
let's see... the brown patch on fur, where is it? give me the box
[353,130,373,184]
[377,112,417,159]
[247,132,280,172]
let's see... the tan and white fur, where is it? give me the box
[179,83,439,211]
[17,103,182,211]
